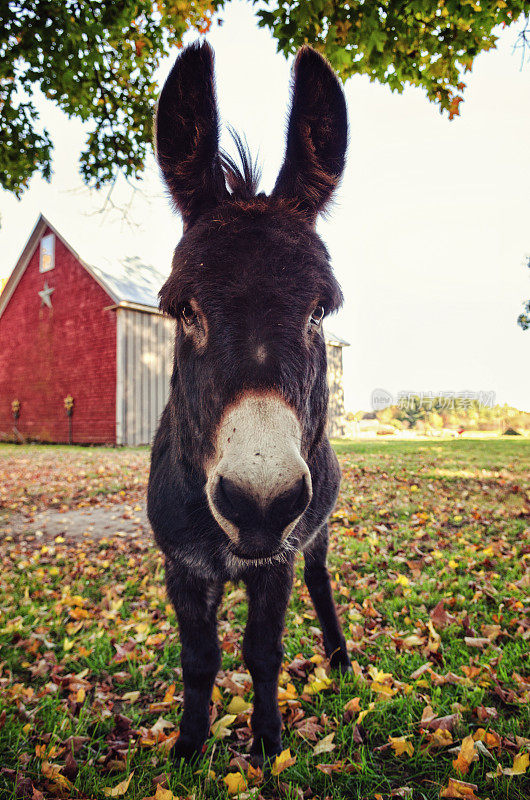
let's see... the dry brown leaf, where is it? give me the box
[439,777,480,799]
[427,728,453,748]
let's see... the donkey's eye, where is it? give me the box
[310,305,325,327]
[181,303,197,326]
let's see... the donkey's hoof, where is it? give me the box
[170,737,203,765]
[250,739,282,769]
[330,651,352,675]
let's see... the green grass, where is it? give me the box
[0,440,529,799]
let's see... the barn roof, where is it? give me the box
[1,213,348,345]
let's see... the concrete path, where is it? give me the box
[2,502,151,543]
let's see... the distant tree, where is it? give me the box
[1,1,529,195]
[396,396,426,428]
[518,255,530,330]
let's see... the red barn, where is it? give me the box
[0,214,174,445]
[0,214,348,445]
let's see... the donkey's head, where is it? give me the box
[156,42,347,560]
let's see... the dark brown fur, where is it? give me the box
[148,41,350,764]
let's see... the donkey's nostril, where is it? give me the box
[216,476,249,525]
[271,474,311,527]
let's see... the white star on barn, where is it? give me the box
[38,281,55,308]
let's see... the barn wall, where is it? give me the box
[0,228,117,443]
[115,319,344,445]
[116,308,174,446]
[326,343,346,438]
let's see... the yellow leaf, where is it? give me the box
[154,785,178,800]
[368,667,393,683]
[103,771,134,797]
[304,678,331,695]
[389,735,414,757]
[272,747,297,775]
[453,735,478,775]
[357,701,375,725]
[63,637,74,652]
[122,691,140,703]
[227,696,252,715]
[223,772,248,795]
[504,750,529,776]
[372,682,397,698]
[211,714,237,739]
[277,682,297,704]
[313,733,336,756]
[211,685,223,703]
[396,574,410,587]
[304,666,332,695]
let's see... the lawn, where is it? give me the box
[0,439,529,800]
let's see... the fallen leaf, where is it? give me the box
[504,750,529,776]
[430,601,456,629]
[343,696,361,721]
[227,696,252,715]
[389,735,414,757]
[313,732,336,756]
[122,691,140,703]
[211,714,237,739]
[271,748,297,775]
[103,771,134,797]
[464,636,492,649]
[223,772,248,795]
[427,729,453,748]
[439,777,480,799]
[453,735,478,775]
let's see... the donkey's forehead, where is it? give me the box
[174,203,333,281]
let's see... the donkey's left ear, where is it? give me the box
[272,47,348,222]
[155,42,228,229]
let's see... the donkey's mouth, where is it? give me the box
[224,531,295,564]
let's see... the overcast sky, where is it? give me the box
[1,0,529,411]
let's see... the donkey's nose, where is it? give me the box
[214,473,312,537]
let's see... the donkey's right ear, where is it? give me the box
[155,42,228,229]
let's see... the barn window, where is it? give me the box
[40,233,55,273]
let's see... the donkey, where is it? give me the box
[147,41,350,765]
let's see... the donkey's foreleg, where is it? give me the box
[303,525,351,672]
[166,563,223,762]
[243,562,294,764]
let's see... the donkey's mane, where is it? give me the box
[220,130,262,200]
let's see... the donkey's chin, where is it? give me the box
[225,536,295,567]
